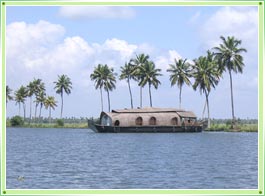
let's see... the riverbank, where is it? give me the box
[6,123,258,132]
[205,124,258,132]
[6,123,88,129]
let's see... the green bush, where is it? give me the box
[10,116,24,127]
[56,119,64,127]
[6,119,11,127]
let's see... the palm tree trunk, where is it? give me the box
[61,92,63,119]
[140,87,142,108]
[128,78,133,109]
[228,69,235,128]
[34,103,38,122]
[23,103,26,121]
[100,88,103,111]
[206,93,210,129]
[29,96,32,123]
[39,104,42,123]
[149,83,152,107]
[18,103,21,116]
[202,99,207,119]
[107,89,111,112]
[179,86,182,109]
[49,107,51,123]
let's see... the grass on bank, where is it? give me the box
[7,122,88,129]
[6,116,88,129]
[6,117,258,132]
[205,123,258,132]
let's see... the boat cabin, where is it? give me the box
[100,107,198,127]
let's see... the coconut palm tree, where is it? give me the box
[192,52,220,128]
[102,64,116,112]
[29,79,45,121]
[27,81,35,122]
[167,58,191,109]
[54,75,72,118]
[90,64,105,112]
[44,96,57,123]
[131,53,150,108]
[6,85,13,105]
[35,90,46,121]
[14,86,28,120]
[120,62,135,109]
[138,61,162,107]
[33,79,46,119]
[213,36,247,128]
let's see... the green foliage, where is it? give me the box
[10,116,24,127]
[6,85,13,103]
[226,119,232,126]
[90,64,116,112]
[54,74,72,118]
[6,119,11,127]
[56,119,64,127]
[205,123,258,132]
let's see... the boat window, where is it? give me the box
[171,117,178,125]
[101,115,112,126]
[135,117,143,126]
[114,120,120,126]
[149,117,156,125]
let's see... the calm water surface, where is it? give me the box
[7,128,258,189]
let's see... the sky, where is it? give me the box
[4,5,259,119]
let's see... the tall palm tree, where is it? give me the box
[33,79,46,119]
[28,79,45,121]
[167,58,191,109]
[213,36,247,127]
[102,64,116,112]
[90,64,105,112]
[44,96,57,123]
[131,53,150,108]
[27,81,35,122]
[120,62,135,109]
[6,85,13,105]
[54,75,72,118]
[192,52,220,128]
[138,61,162,107]
[15,86,28,120]
[35,90,46,121]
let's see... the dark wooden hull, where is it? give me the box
[88,120,202,133]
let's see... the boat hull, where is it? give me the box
[88,120,202,133]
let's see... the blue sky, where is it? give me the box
[5,5,258,119]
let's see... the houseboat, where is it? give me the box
[88,107,203,133]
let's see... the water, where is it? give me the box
[7,128,258,189]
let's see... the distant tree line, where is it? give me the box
[6,74,72,123]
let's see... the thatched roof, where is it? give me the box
[177,111,196,118]
[100,107,197,127]
[112,107,185,113]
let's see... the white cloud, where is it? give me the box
[59,6,136,20]
[197,6,258,96]
[7,20,65,59]
[6,20,179,91]
[200,7,258,51]
[154,50,191,74]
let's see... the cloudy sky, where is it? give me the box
[5,5,258,119]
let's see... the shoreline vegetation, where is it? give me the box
[6,117,258,132]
